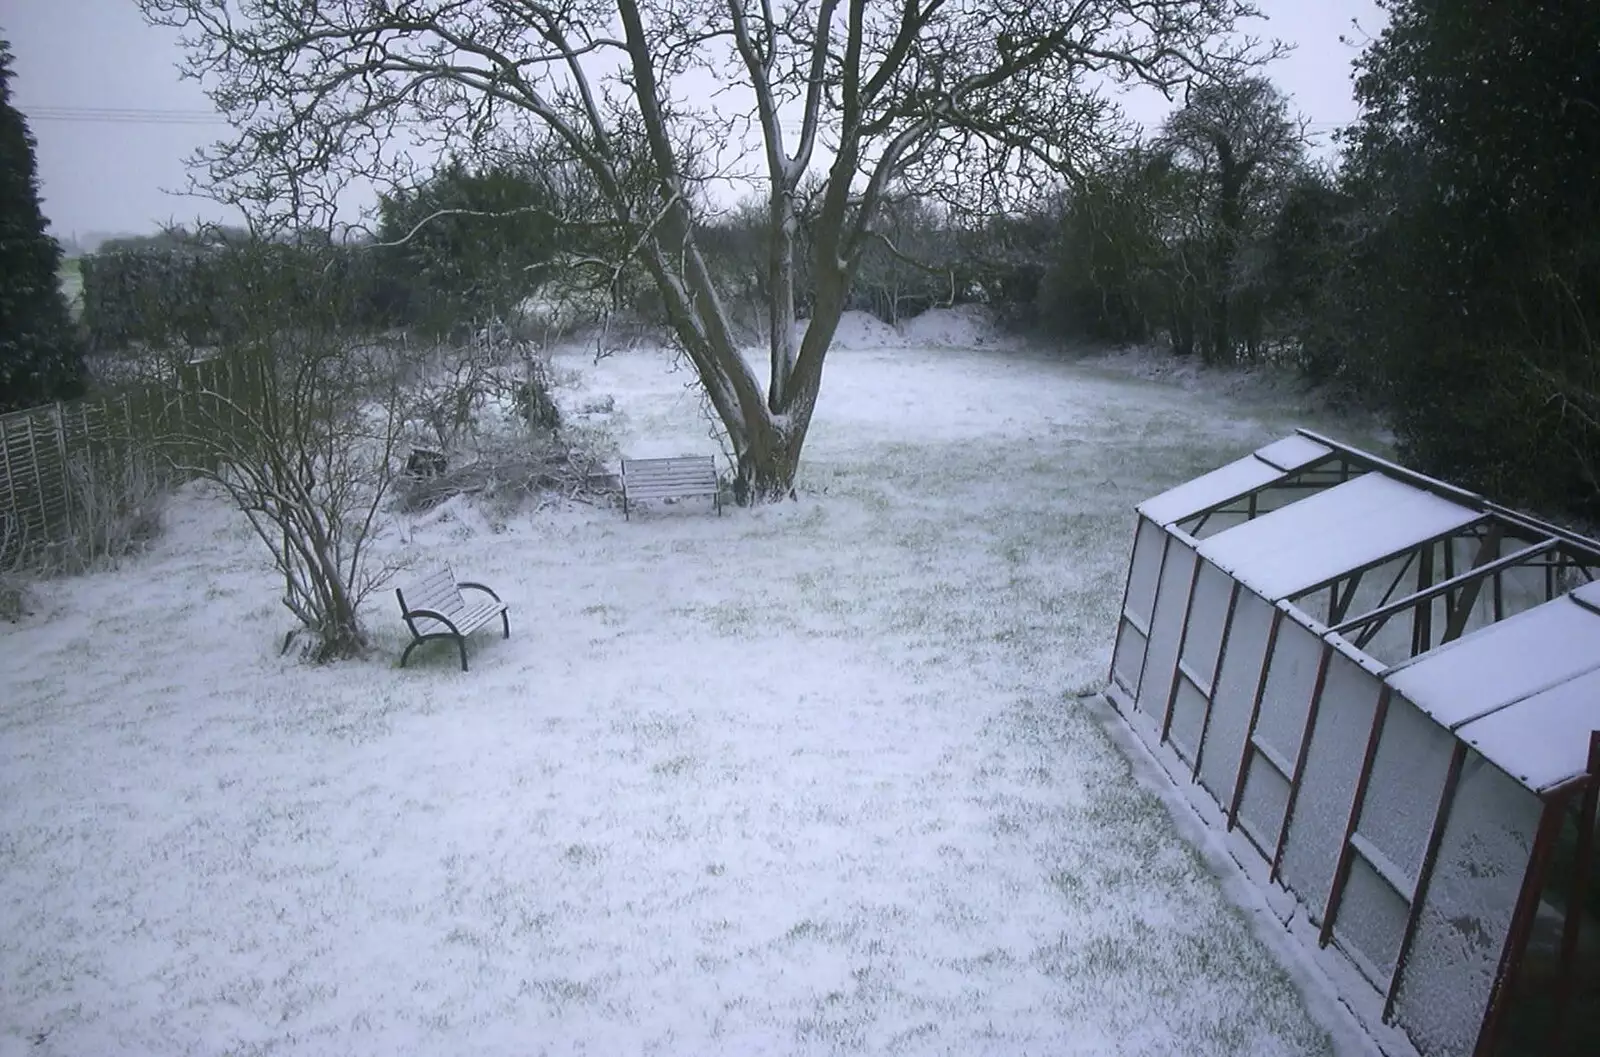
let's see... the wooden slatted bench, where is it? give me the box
[620,455,722,520]
[395,564,510,671]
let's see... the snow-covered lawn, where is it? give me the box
[2,326,1379,1056]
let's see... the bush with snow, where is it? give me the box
[0,516,30,622]
[54,447,170,574]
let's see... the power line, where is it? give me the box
[18,105,230,126]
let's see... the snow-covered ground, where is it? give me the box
[2,314,1385,1056]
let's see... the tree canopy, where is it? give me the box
[142,0,1274,498]
[1335,0,1600,513]
[0,38,84,413]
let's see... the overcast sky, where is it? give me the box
[5,0,1388,241]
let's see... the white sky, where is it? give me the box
[5,0,1388,240]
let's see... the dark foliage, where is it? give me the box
[1332,0,1600,516]
[374,158,564,336]
[81,233,405,351]
[0,39,85,412]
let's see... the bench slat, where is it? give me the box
[399,564,468,615]
[627,472,717,484]
[626,475,716,487]
[408,600,505,636]
[627,473,714,483]
[416,566,457,588]
[623,456,714,467]
[404,582,463,612]
[401,566,458,593]
[626,483,718,498]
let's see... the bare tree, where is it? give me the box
[157,244,407,661]
[1160,75,1306,363]
[143,0,1272,500]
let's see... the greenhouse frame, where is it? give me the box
[1105,430,1599,1057]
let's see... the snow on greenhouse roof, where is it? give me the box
[1456,666,1600,792]
[1136,436,1332,527]
[1197,473,1482,602]
[1575,579,1600,611]
[1385,591,1600,731]
[1253,434,1332,473]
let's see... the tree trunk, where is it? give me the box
[728,264,850,503]
[735,406,805,503]
[766,193,800,407]
[308,587,366,662]
[1208,141,1244,367]
[1207,287,1230,366]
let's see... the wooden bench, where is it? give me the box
[620,455,722,520]
[395,564,509,671]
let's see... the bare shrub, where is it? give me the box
[54,446,170,573]
[508,353,562,434]
[406,346,498,452]
[401,329,563,453]
[0,516,32,623]
[395,430,614,516]
[164,329,407,663]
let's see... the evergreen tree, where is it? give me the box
[1335,1,1600,515]
[0,37,84,413]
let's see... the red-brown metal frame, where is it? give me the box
[1168,453,1347,535]
[1271,639,1335,885]
[1107,513,1146,703]
[1320,685,1394,945]
[1474,786,1577,1057]
[1296,429,1600,557]
[1384,740,1469,1021]
[1412,542,1435,657]
[1228,606,1284,831]
[1334,539,1558,645]
[1190,579,1244,782]
[1109,431,1600,1057]
[1159,555,1208,745]
[1550,731,1600,1056]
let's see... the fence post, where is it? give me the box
[53,402,73,541]
[27,412,48,543]
[0,413,16,555]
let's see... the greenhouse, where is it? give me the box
[1106,430,1599,1057]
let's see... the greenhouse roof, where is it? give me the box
[1198,473,1482,602]
[1136,435,1331,528]
[1388,588,1600,792]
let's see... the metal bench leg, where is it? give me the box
[457,635,470,672]
[499,610,510,639]
[400,639,422,668]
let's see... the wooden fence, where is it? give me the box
[0,357,242,564]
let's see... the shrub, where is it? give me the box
[0,514,31,622]
[81,239,407,353]
[53,446,169,573]
[513,354,562,433]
